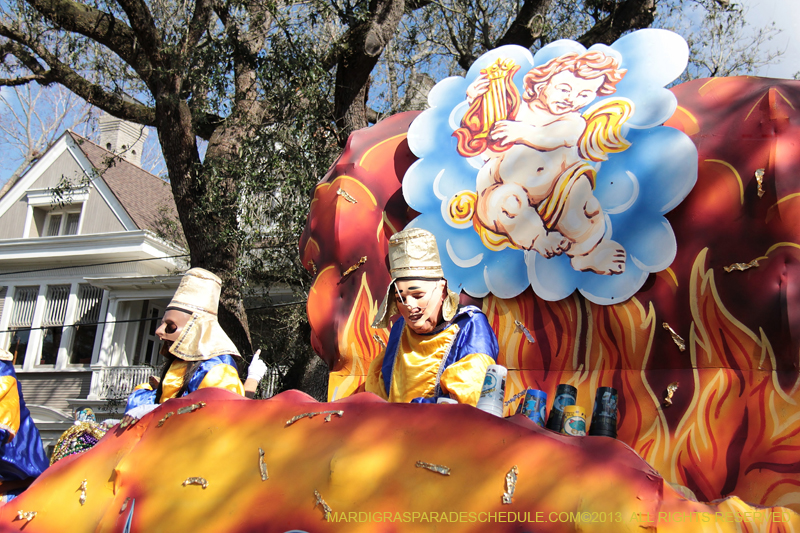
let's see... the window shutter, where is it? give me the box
[42,285,70,327]
[75,285,103,325]
[10,287,39,328]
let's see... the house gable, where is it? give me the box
[0,133,150,240]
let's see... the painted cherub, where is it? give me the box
[451,51,632,275]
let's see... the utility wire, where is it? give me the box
[0,300,308,334]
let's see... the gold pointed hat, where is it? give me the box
[372,228,460,329]
[166,268,240,361]
[168,268,221,316]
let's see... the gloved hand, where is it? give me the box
[247,351,267,382]
[119,403,159,428]
[126,403,159,420]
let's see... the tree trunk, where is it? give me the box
[154,97,254,355]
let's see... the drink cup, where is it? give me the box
[515,389,548,427]
[476,365,507,417]
[546,384,577,431]
[561,405,587,436]
[589,386,618,438]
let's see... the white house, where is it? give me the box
[0,118,186,451]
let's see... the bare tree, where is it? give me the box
[0,83,95,194]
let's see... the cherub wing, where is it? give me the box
[578,97,634,162]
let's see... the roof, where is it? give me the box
[67,132,183,241]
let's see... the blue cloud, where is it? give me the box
[404,29,697,304]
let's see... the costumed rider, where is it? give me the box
[123,268,245,424]
[0,348,48,503]
[366,228,499,405]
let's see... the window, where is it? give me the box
[139,304,164,367]
[8,287,38,366]
[0,287,7,323]
[69,285,103,365]
[44,211,81,236]
[39,285,70,366]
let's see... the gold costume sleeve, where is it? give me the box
[440,353,496,406]
[199,364,245,396]
[0,375,21,442]
[365,350,389,400]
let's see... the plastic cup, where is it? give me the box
[561,405,587,436]
[589,386,618,438]
[546,384,577,431]
[476,365,507,417]
[516,389,548,427]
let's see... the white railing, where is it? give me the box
[90,364,284,400]
[92,366,155,400]
[261,366,283,398]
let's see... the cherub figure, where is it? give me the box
[450,51,633,275]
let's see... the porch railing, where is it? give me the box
[91,366,155,400]
[90,365,284,400]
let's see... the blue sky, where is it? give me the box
[742,0,800,78]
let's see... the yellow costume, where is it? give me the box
[125,268,244,412]
[368,228,499,405]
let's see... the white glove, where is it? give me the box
[125,404,159,420]
[247,352,268,381]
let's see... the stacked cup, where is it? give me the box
[546,384,577,431]
[589,387,618,438]
[476,365,507,417]
[561,405,587,436]
[516,389,548,427]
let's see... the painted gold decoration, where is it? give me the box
[341,256,367,278]
[16,511,36,522]
[502,465,518,504]
[372,334,386,349]
[477,58,517,140]
[285,410,344,427]
[258,448,268,481]
[156,412,174,428]
[755,168,765,198]
[78,479,87,506]
[182,477,208,489]
[514,320,535,343]
[723,259,759,273]
[415,460,451,476]
[662,322,686,352]
[314,490,333,521]
[336,188,357,204]
[177,402,207,415]
[664,382,679,407]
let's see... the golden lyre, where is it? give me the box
[474,58,518,141]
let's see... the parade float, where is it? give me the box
[2,28,800,532]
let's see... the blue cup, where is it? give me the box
[516,389,548,427]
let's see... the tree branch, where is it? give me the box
[0,23,156,125]
[114,0,162,64]
[496,0,553,49]
[577,0,656,46]
[181,0,214,61]
[24,0,154,80]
